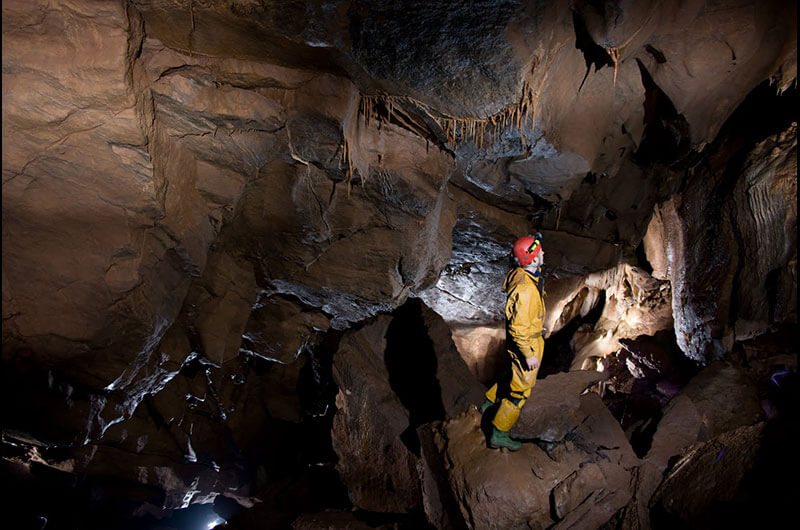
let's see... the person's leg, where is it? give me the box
[481,383,499,412]
[489,353,541,449]
[492,359,535,431]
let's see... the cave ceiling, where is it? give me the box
[1,0,797,525]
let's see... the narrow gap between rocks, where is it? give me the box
[634,59,692,166]
[385,298,446,457]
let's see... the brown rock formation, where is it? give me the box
[1,0,796,527]
[331,299,484,513]
[422,371,637,529]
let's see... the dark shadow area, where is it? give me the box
[538,290,606,378]
[635,239,654,275]
[704,82,797,246]
[708,79,797,157]
[603,389,664,458]
[297,328,344,461]
[601,330,702,457]
[644,43,667,64]
[1,442,234,530]
[1,328,354,530]
[650,372,799,529]
[385,298,446,457]
[634,59,692,166]
[649,503,692,530]
[675,78,797,179]
[729,323,798,418]
[721,376,799,526]
[479,401,499,441]
[234,328,351,527]
[353,509,436,529]
[572,10,614,91]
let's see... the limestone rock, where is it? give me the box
[653,123,797,362]
[431,411,558,529]
[331,299,485,513]
[425,387,638,529]
[241,295,330,366]
[567,263,673,371]
[1,0,797,526]
[648,361,762,469]
[419,302,488,416]
[331,315,421,513]
[450,324,506,386]
[511,370,608,443]
[608,358,765,530]
[649,423,767,527]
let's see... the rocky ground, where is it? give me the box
[2,1,797,529]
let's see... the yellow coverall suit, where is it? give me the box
[486,266,546,432]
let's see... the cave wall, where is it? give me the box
[1,0,797,526]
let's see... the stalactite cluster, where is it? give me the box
[344,72,540,194]
[434,79,537,149]
[356,78,539,152]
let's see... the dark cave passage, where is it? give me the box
[538,289,606,378]
[713,79,798,153]
[385,298,447,457]
[601,330,702,458]
[634,58,692,166]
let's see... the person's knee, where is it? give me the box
[508,391,527,409]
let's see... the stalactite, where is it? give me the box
[428,74,539,149]
[355,69,541,153]
[606,46,620,86]
[342,137,353,198]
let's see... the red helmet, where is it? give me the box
[513,233,543,266]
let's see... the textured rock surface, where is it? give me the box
[1,0,797,527]
[647,361,762,466]
[650,422,766,526]
[648,122,798,363]
[569,263,674,370]
[331,299,484,513]
[331,315,421,513]
[511,370,608,443]
[423,372,638,530]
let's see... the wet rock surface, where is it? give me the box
[2,0,797,528]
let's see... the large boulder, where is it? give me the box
[613,360,765,528]
[647,361,762,468]
[649,422,767,527]
[331,299,485,513]
[421,371,638,529]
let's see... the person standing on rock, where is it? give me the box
[480,233,546,451]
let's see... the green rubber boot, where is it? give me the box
[479,399,494,414]
[488,427,522,451]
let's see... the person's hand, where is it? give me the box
[526,356,540,371]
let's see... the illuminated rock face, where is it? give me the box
[1,0,797,527]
